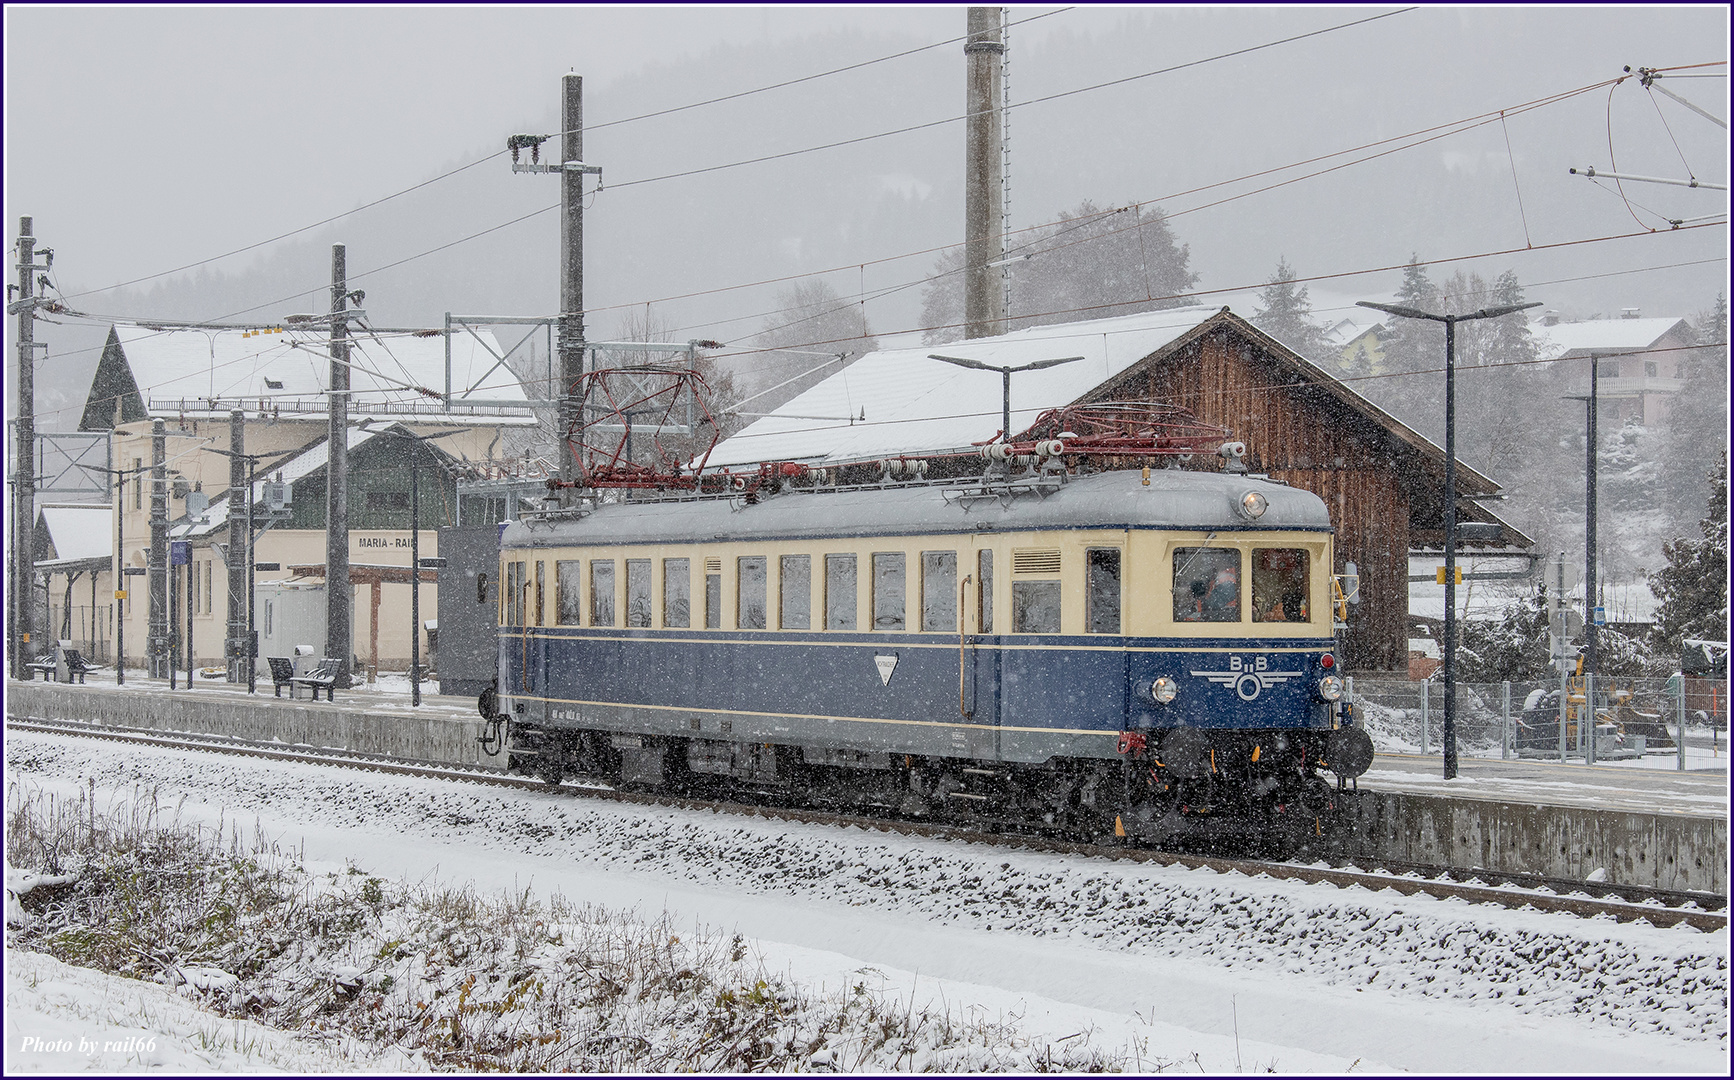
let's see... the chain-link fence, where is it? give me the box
[1348,675,1729,768]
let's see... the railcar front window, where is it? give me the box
[738,556,767,630]
[663,558,690,628]
[872,552,906,631]
[626,559,652,628]
[921,551,957,632]
[1174,547,1240,623]
[1252,548,1310,623]
[1010,581,1061,633]
[1086,548,1122,634]
[781,554,811,630]
[825,554,857,630]
[590,560,616,627]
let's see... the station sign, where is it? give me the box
[170,541,190,566]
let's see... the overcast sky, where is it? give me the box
[5,4,1728,408]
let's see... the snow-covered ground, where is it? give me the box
[4,729,1727,1073]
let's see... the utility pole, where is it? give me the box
[327,244,353,687]
[508,76,601,504]
[963,7,1007,340]
[11,217,41,677]
[558,73,587,504]
[226,410,247,681]
[148,418,169,678]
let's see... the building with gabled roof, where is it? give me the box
[72,322,537,680]
[1531,314,1697,429]
[711,306,1530,672]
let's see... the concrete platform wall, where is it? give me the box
[1337,789,1726,895]
[7,683,1725,895]
[5,683,507,771]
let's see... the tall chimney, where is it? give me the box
[963,7,1006,340]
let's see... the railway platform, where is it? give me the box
[6,674,1727,895]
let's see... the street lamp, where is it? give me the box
[1358,298,1539,779]
[926,353,1085,462]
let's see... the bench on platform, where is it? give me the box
[23,655,58,680]
[290,657,340,702]
[266,656,297,697]
[61,649,100,684]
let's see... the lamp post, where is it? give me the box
[1565,354,1605,763]
[1358,299,1539,779]
[926,353,1085,462]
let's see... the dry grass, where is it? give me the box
[7,783,1152,1072]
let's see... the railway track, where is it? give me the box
[8,716,1726,931]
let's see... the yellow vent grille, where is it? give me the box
[704,557,722,572]
[1012,548,1062,575]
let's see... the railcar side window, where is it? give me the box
[556,561,583,624]
[1174,547,1241,622]
[780,554,811,630]
[738,556,767,630]
[590,560,616,627]
[978,549,994,633]
[503,560,527,627]
[705,565,721,629]
[872,552,906,631]
[825,554,857,630]
[1252,548,1310,623]
[663,558,690,628]
[1010,581,1061,633]
[535,561,546,626]
[626,559,652,628]
[1086,548,1122,634]
[921,551,957,632]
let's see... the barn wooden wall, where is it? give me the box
[1095,327,1420,672]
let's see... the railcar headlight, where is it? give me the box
[1150,676,1179,704]
[1318,675,1344,702]
[1239,490,1268,519]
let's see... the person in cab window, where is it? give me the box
[1203,564,1239,620]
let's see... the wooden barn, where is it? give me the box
[710,305,1531,672]
[1083,308,1528,671]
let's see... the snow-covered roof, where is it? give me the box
[111,323,532,416]
[36,504,112,565]
[1530,317,1691,360]
[709,306,1223,467]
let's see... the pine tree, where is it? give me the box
[919,200,1198,345]
[1251,257,1332,362]
[1650,452,1730,659]
[1456,581,1551,681]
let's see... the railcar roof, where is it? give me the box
[502,469,1331,549]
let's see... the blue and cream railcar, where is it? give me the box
[493,468,1372,843]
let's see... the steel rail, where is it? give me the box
[6,717,1724,932]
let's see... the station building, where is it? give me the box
[73,321,537,679]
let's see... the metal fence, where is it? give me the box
[1349,675,1728,770]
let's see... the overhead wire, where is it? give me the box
[52,9,1076,305]
[36,215,1723,429]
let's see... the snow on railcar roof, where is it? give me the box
[503,469,1330,549]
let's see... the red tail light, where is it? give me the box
[1321,653,1335,669]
